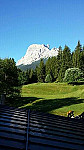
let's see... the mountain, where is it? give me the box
[16,44,59,70]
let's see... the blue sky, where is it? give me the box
[0,0,84,63]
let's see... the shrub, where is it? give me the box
[45,74,52,83]
[63,68,84,82]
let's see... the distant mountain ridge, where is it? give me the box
[16,44,59,70]
[17,58,47,71]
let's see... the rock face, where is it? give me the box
[16,44,59,66]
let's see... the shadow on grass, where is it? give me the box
[6,96,84,113]
[6,97,40,107]
[24,97,84,112]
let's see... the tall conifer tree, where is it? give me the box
[80,46,84,73]
[37,59,45,82]
[56,46,62,80]
[72,41,82,68]
[58,45,72,81]
[45,57,52,76]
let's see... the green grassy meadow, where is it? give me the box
[8,83,84,117]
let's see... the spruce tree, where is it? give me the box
[80,46,84,73]
[58,45,72,81]
[18,69,26,85]
[50,57,57,81]
[29,69,35,83]
[46,57,58,81]
[56,46,63,80]
[45,57,52,76]
[25,69,29,84]
[72,41,82,68]
[37,59,45,82]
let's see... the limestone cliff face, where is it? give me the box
[16,44,58,66]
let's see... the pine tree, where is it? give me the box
[51,56,58,81]
[49,57,57,81]
[58,45,72,81]
[45,57,52,76]
[46,57,58,81]
[57,46,62,61]
[56,46,63,80]
[72,41,82,68]
[25,69,29,84]
[80,46,84,73]
[37,59,45,82]
[29,69,35,83]
[18,69,26,85]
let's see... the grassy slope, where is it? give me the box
[9,83,84,116]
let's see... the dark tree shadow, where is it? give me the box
[24,97,84,112]
[6,97,41,107]
[6,96,84,113]
[5,84,41,107]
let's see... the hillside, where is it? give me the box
[17,58,47,71]
[7,83,84,117]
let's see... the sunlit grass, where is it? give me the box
[19,83,84,116]
[7,83,84,116]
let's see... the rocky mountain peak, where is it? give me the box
[16,44,58,66]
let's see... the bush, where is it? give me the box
[45,74,52,83]
[63,68,84,82]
